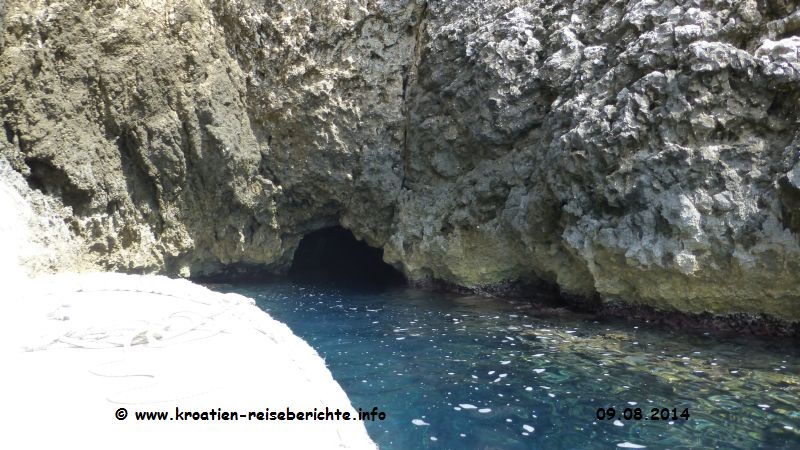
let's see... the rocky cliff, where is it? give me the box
[1,0,799,320]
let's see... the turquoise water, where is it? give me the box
[212,282,800,449]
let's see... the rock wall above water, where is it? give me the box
[1,0,799,320]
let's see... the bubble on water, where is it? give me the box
[613,420,624,427]
[533,368,546,373]
[430,436,437,441]
[501,361,511,365]
[525,387,533,391]
[412,419,430,426]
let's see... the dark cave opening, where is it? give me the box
[289,226,406,288]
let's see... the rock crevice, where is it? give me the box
[2,0,800,320]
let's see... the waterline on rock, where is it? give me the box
[212,281,800,450]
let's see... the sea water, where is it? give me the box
[212,281,800,449]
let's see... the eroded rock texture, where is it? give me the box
[1,0,799,319]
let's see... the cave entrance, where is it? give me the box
[289,226,406,288]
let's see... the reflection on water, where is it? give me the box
[212,282,800,449]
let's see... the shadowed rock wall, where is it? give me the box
[1,0,799,319]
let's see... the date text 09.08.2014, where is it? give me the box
[596,407,690,421]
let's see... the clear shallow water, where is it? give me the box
[212,282,800,449]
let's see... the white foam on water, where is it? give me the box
[617,443,646,449]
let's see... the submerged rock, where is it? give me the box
[1,0,799,320]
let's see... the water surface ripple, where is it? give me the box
[213,282,800,449]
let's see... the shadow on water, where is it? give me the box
[209,280,800,450]
[197,227,800,449]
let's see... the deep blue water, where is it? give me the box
[212,282,800,449]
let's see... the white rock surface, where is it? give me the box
[0,273,377,450]
[0,171,376,449]
[0,163,29,278]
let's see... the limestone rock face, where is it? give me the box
[2,0,800,320]
[3,272,378,450]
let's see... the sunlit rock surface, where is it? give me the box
[0,162,376,450]
[1,0,799,319]
[1,273,377,450]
